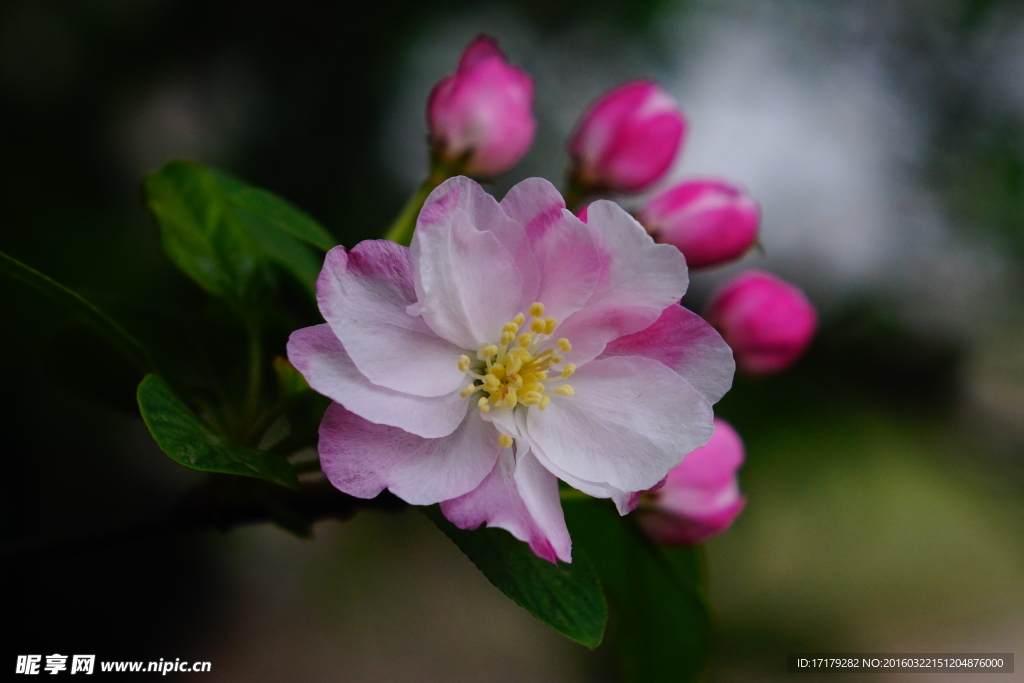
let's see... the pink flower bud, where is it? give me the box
[705,271,817,375]
[568,80,686,193]
[637,419,745,545]
[640,180,760,269]
[427,35,536,177]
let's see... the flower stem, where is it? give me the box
[383,162,456,246]
[561,170,591,214]
[241,318,263,432]
[0,478,406,566]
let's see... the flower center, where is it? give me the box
[456,302,576,427]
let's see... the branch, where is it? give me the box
[0,477,406,566]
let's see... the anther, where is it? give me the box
[481,345,498,358]
[555,384,575,396]
[539,396,552,410]
[503,322,519,334]
[460,383,478,397]
[497,434,514,448]
[522,391,543,405]
[557,338,572,352]
[544,317,558,335]
[458,355,470,372]
[478,397,491,413]
[530,318,547,334]
[529,302,546,317]
[523,382,544,395]
[561,364,576,379]
[517,333,533,347]
[500,331,515,345]
[513,313,525,326]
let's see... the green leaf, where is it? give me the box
[213,170,336,251]
[232,204,323,298]
[423,506,607,648]
[0,249,153,373]
[215,173,335,298]
[564,499,711,683]
[137,374,298,489]
[143,161,334,302]
[144,160,265,306]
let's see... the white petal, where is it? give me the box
[556,200,689,365]
[287,324,467,438]
[522,355,714,493]
[319,402,499,505]
[410,177,536,349]
[317,242,466,397]
[500,178,600,322]
[599,303,735,404]
[441,445,571,564]
[513,433,642,516]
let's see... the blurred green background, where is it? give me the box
[3,0,1024,680]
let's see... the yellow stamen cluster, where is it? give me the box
[456,302,576,416]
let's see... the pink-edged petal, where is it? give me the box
[458,34,504,70]
[638,419,745,544]
[659,480,743,521]
[665,418,745,491]
[599,303,735,405]
[637,498,746,546]
[514,439,641,516]
[522,355,713,494]
[317,242,466,397]
[508,369,668,516]
[640,179,760,270]
[441,446,571,564]
[556,200,689,366]
[287,324,466,438]
[428,37,536,177]
[319,402,499,505]
[410,177,538,348]
[499,178,600,322]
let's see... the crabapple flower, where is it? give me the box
[705,270,817,376]
[639,180,760,269]
[287,176,734,564]
[636,419,745,545]
[427,35,536,177]
[568,80,686,193]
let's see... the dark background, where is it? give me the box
[3,0,1024,680]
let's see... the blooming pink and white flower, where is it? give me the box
[567,80,686,193]
[427,35,536,177]
[705,270,817,376]
[287,176,734,563]
[639,180,760,269]
[636,418,746,545]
